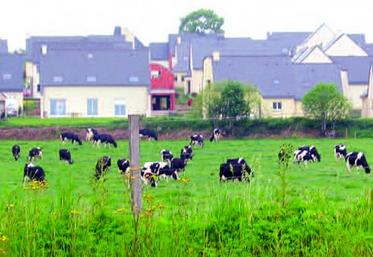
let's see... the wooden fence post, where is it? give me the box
[128,115,142,219]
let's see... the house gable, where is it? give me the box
[325,34,368,57]
[299,46,333,63]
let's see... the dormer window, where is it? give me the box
[53,76,63,83]
[273,80,280,85]
[87,53,94,59]
[129,76,139,83]
[86,76,97,82]
[41,44,48,55]
[2,73,12,80]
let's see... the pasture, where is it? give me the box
[1,138,373,256]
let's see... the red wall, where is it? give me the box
[150,63,175,90]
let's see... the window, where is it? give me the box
[129,76,139,83]
[273,102,282,111]
[37,84,41,92]
[114,99,126,116]
[2,73,12,80]
[151,70,160,79]
[53,76,63,83]
[207,79,211,86]
[174,75,178,82]
[181,76,185,82]
[50,99,66,116]
[86,76,97,82]
[41,44,48,55]
[87,98,98,116]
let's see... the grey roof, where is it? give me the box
[364,44,373,56]
[168,32,223,56]
[212,55,341,99]
[0,39,8,53]
[331,56,373,84]
[191,37,297,70]
[39,49,150,87]
[26,35,133,64]
[0,53,25,92]
[173,41,191,73]
[348,34,366,46]
[149,43,169,61]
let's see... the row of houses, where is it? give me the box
[1,24,373,118]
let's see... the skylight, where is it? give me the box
[86,76,97,82]
[2,73,12,80]
[129,76,139,82]
[53,76,63,82]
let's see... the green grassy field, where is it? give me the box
[1,138,373,256]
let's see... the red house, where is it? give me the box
[150,63,176,114]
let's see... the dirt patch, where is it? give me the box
[0,126,324,141]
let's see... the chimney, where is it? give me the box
[212,51,220,61]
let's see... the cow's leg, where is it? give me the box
[346,161,352,173]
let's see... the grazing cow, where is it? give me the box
[190,134,204,147]
[23,163,46,184]
[28,147,43,161]
[209,128,221,142]
[60,132,82,145]
[99,134,118,148]
[335,144,347,160]
[143,161,168,174]
[158,166,179,180]
[160,149,173,164]
[12,144,21,161]
[294,150,318,164]
[59,149,73,164]
[171,156,188,172]
[345,152,371,174]
[92,134,117,148]
[141,169,157,187]
[117,159,130,174]
[95,156,112,180]
[180,145,193,160]
[297,145,321,162]
[139,129,158,141]
[226,158,253,177]
[219,162,250,182]
[86,128,98,141]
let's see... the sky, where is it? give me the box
[0,0,372,51]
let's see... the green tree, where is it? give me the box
[302,83,351,134]
[219,81,249,119]
[179,9,224,34]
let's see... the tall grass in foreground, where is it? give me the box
[1,180,373,257]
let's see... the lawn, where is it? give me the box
[0,138,373,256]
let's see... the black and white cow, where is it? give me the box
[86,128,98,141]
[345,152,371,174]
[117,159,130,174]
[23,163,46,184]
[160,149,173,164]
[209,128,221,142]
[28,147,43,162]
[60,132,82,145]
[180,145,193,160]
[335,144,347,160]
[158,166,179,180]
[143,161,168,174]
[139,129,158,141]
[219,161,251,182]
[141,169,157,187]
[171,156,188,172]
[294,145,321,164]
[95,156,112,180]
[12,144,21,161]
[92,134,117,148]
[226,158,253,177]
[190,134,204,147]
[59,149,73,164]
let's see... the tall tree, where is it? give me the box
[179,9,224,34]
[302,83,351,134]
